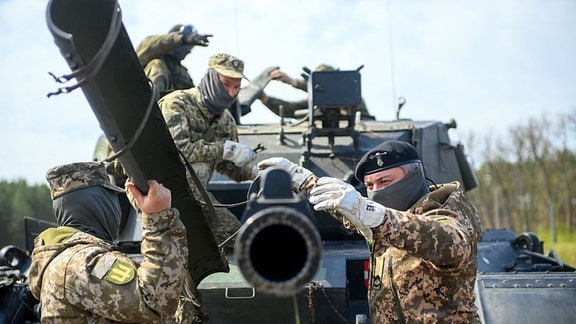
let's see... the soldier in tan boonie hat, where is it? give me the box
[46,162,124,200]
[208,53,247,79]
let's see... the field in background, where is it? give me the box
[536,227,576,268]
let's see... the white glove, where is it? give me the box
[223,140,257,167]
[257,157,314,192]
[309,177,385,240]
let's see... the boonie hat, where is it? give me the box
[46,162,124,199]
[208,53,246,79]
[355,140,420,182]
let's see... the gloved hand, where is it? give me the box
[309,177,385,240]
[223,140,257,167]
[257,157,314,192]
[183,33,212,47]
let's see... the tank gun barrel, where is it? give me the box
[45,0,227,284]
[234,168,322,297]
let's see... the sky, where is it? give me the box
[0,0,575,184]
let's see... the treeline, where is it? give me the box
[0,110,574,249]
[0,180,54,248]
[465,109,576,242]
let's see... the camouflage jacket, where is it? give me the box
[159,88,255,199]
[28,208,189,323]
[368,181,482,323]
[136,33,194,98]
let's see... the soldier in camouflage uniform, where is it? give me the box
[28,162,193,323]
[137,24,212,98]
[158,53,257,247]
[258,65,375,120]
[258,140,482,323]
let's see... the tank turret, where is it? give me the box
[202,67,575,323]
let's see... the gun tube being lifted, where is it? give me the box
[235,168,322,297]
[45,0,227,283]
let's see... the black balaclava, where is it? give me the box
[367,163,430,211]
[197,69,237,115]
[53,186,121,243]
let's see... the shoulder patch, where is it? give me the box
[91,254,116,279]
[105,259,136,285]
[91,255,135,285]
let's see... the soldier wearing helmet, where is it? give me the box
[136,24,212,99]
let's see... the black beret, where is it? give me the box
[355,140,420,183]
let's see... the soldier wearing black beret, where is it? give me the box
[258,140,482,323]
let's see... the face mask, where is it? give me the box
[197,69,237,115]
[53,186,121,242]
[367,164,429,211]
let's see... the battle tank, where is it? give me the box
[1,0,575,323]
[197,68,576,323]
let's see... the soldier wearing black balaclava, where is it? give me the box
[257,140,483,323]
[27,162,196,322]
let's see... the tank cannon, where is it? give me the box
[234,168,322,297]
[202,67,575,323]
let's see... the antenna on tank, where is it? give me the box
[386,0,398,116]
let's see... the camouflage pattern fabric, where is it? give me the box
[304,178,482,323]
[367,182,482,323]
[159,88,254,244]
[46,162,124,199]
[207,53,246,79]
[28,208,192,323]
[292,77,308,91]
[262,96,308,119]
[136,33,194,97]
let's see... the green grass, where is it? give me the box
[533,227,576,268]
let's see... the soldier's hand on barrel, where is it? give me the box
[126,180,172,214]
[257,157,314,192]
